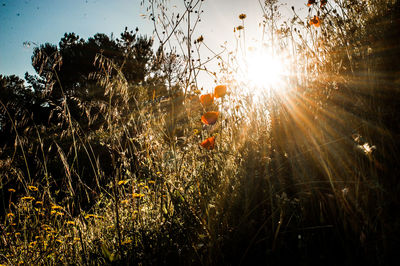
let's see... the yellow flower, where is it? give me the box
[239,13,247,19]
[148,180,156,185]
[50,210,57,215]
[28,185,38,191]
[120,200,129,204]
[132,193,145,198]
[7,213,14,218]
[118,180,129,185]
[8,188,16,193]
[51,204,62,210]
[35,201,43,205]
[55,212,64,216]
[21,196,35,201]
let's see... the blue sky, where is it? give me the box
[0,0,304,83]
[0,0,153,77]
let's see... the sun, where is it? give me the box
[237,48,288,98]
[246,51,285,88]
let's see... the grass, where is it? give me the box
[1,0,400,265]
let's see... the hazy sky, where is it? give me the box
[0,0,305,81]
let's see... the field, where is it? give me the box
[1,0,399,265]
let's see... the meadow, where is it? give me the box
[1,0,399,265]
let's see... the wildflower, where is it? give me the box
[239,13,247,20]
[35,201,43,205]
[200,136,216,150]
[118,180,129,185]
[50,210,57,215]
[121,200,129,204]
[8,188,16,193]
[321,0,327,7]
[56,239,63,244]
[214,85,227,98]
[133,193,145,198]
[66,221,75,225]
[51,204,62,210]
[196,35,204,43]
[307,0,316,6]
[7,213,14,218]
[28,185,38,191]
[21,196,35,201]
[201,111,219,125]
[236,25,244,30]
[148,180,156,185]
[309,15,321,27]
[200,93,214,106]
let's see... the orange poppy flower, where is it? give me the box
[309,16,321,27]
[307,0,316,6]
[200,93,214,106]
[201,111,219,125]
[200,136,215,150]
[214,85,227,98]
[320,0,327,7]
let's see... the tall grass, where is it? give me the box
[1,0,399,265]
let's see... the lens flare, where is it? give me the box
[236,48,288,99]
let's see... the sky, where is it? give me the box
[0,0,305,84]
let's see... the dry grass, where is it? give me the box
[1,0,399,265]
